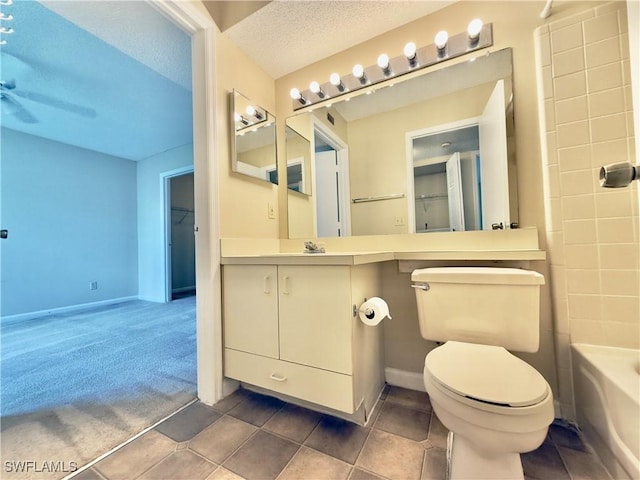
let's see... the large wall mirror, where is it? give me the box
[286,48,517,238]
[230,90,277,185]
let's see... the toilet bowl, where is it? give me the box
[424,341,554,479]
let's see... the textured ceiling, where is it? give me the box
[224,1,455,78]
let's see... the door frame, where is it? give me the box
[312,118,351,237]
[152,1,221,405]
[162,167,195,303]
[405,117,479,234]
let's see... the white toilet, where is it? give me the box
[411,267,554,480]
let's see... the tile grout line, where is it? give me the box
[64,397,199,480]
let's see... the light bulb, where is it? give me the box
[310,80,326,98]
[290,87,307,105]
[404,42,417,59]
[330,73,346,92]
[353,64,367,85]
[377,53,389,69]
[245,105,255,116]
[435,30,448,50]
[468,18,483,41]
[234,112,241,122]
[404,42,417,67]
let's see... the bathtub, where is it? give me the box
[572,344,640,480]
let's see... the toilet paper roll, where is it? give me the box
[358,297,392,326]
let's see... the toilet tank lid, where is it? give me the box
[411,267,545,285]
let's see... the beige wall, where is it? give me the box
[215,31,279,238]
[535,1,638,420]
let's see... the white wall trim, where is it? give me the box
[384,367,426,392]
[153,1,221,406]
[1,296,139,325]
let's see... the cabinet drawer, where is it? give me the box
[224,348,355,414]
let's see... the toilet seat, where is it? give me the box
[425,341,550,409]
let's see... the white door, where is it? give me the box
[446,152,465,232]
[479,79,510,229]
[315,149,342,237]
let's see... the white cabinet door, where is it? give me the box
[223,265,279,359]
[278,265,353,375]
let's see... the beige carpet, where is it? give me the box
[1,298,197,480]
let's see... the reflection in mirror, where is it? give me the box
[284,124,312,195]
[287,48,516,238]
[230,90,277,185]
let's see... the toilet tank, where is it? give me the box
[411,267,545,353]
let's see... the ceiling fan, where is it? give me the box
[1,78,97,124]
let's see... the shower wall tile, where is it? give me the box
[554,72,587,100]
[562,194,596,221]
[583,11,619,44]
[589,88,625,117]
[597,217,636,243]
[556,121,590,148]
[563,219,597,244]
[585,37,621,68]
[556,96,589,124]
[553,48,586,77]
[560,170,595,195]
[558,145,591,171]
[536,1,639,420]
[601,295,640,323]
[590,113,627,143]
[599,243,639,269]
[565,244,599,269]
[595,190,635,218]
[591,138,628,166]
[550,23,584,53]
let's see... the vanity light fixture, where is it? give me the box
[467,18,483,45]
[377,54,392,76]
[404,42,418,68]
[289,87,307,105]
[309,81,326,99]
[329,73,346,92]
[352,64,368,85]
[290,19,493,111]
[0,12,13,20]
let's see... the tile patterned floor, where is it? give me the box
[72,386,611,480]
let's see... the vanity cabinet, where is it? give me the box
[223,263,384,418]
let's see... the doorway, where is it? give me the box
[164,169,196,302]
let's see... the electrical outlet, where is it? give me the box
[89,281,98,291]
[268,202,276,219]
[394,216,405,226]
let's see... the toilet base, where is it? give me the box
[447,432,524,480]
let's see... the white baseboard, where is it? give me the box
[385,367,426,392]
[1,296,139,324]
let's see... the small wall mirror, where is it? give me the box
[284,123,312,195]
[230,90,277,185]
